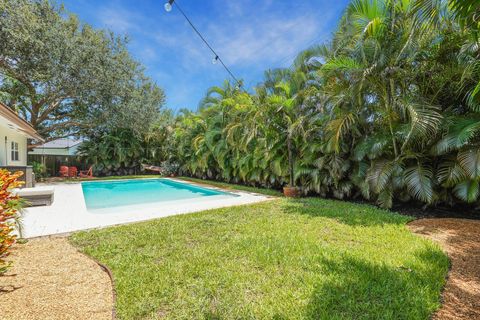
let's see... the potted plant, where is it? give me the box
[283,185,301,197]
[266,77,307,197]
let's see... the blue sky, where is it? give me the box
[62,0,350,111]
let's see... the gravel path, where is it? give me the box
[0,237,113,320]
[409,218,480,320]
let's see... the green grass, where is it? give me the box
[71,198,448,320]
[178,177,283,197]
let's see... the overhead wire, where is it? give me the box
[170,0,243,89]
[167,1,329,92]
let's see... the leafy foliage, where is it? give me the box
[0,170,24,275]
[0,0,164,140]
[168,0,480,208]
[31,161,47,180]
[77,110,176,176]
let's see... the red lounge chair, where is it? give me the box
[79,166,93,178]
[68,166,78,178]
[59,166,69,177]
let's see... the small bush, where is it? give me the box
[159,161,179,176]
[0,170,24,275]
[32,161,47,180]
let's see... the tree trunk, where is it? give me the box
[386,79,398,158]
[287,136,294,187]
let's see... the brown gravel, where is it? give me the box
[0,237,113,320]
[409,218,480,320]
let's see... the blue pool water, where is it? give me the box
[81,179,234,210]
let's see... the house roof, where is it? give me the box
[34,138,82,149]
[0,102,44,141]
[29,138,82,156]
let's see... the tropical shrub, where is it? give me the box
[169,0,480,209]
[0,170,24,275]
[32,161,47,180]
[158,161,180,176]
[77,113,174,176]
[77,129,145,176]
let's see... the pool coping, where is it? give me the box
[20,178,273,238]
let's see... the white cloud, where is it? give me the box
[137,46,158,61]
[223,1,244,17]
[153,24,218,70]
[96,6,140,33]
[95,0,336,75]
[211,15,323,66]
[152,4,334,70]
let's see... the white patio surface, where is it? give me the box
[20,178,271,238]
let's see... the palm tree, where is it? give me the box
[78,129,144,176]
[318,0,446,206]
[166,0,480,208]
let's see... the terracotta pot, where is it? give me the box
[283,186,301,197]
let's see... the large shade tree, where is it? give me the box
[0,0,165,140]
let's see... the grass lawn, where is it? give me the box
[71,198,448,320]
[178,177,283,197]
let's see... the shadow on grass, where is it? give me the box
[281,198,410,227]
[305,248,447,319]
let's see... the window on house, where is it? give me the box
[11,141,19,161]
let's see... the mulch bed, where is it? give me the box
[396,204,480,220]
[0,237,113,320]
[409,218,480,320]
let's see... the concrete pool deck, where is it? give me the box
[20,178,272,238]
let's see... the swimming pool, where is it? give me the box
[81,179,236,210]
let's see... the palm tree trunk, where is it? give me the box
[287,136,294,187]
[386,79,399,158]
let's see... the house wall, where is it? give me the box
[29,148,71,156]
[0,118,28,166]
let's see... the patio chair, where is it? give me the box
[68,166,78,178]
[79,166,94,178]
[59,166,69,177]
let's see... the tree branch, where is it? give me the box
[37,97,68,123]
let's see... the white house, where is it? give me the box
[0,102,43,186]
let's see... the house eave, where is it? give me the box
[0,102,44,142]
